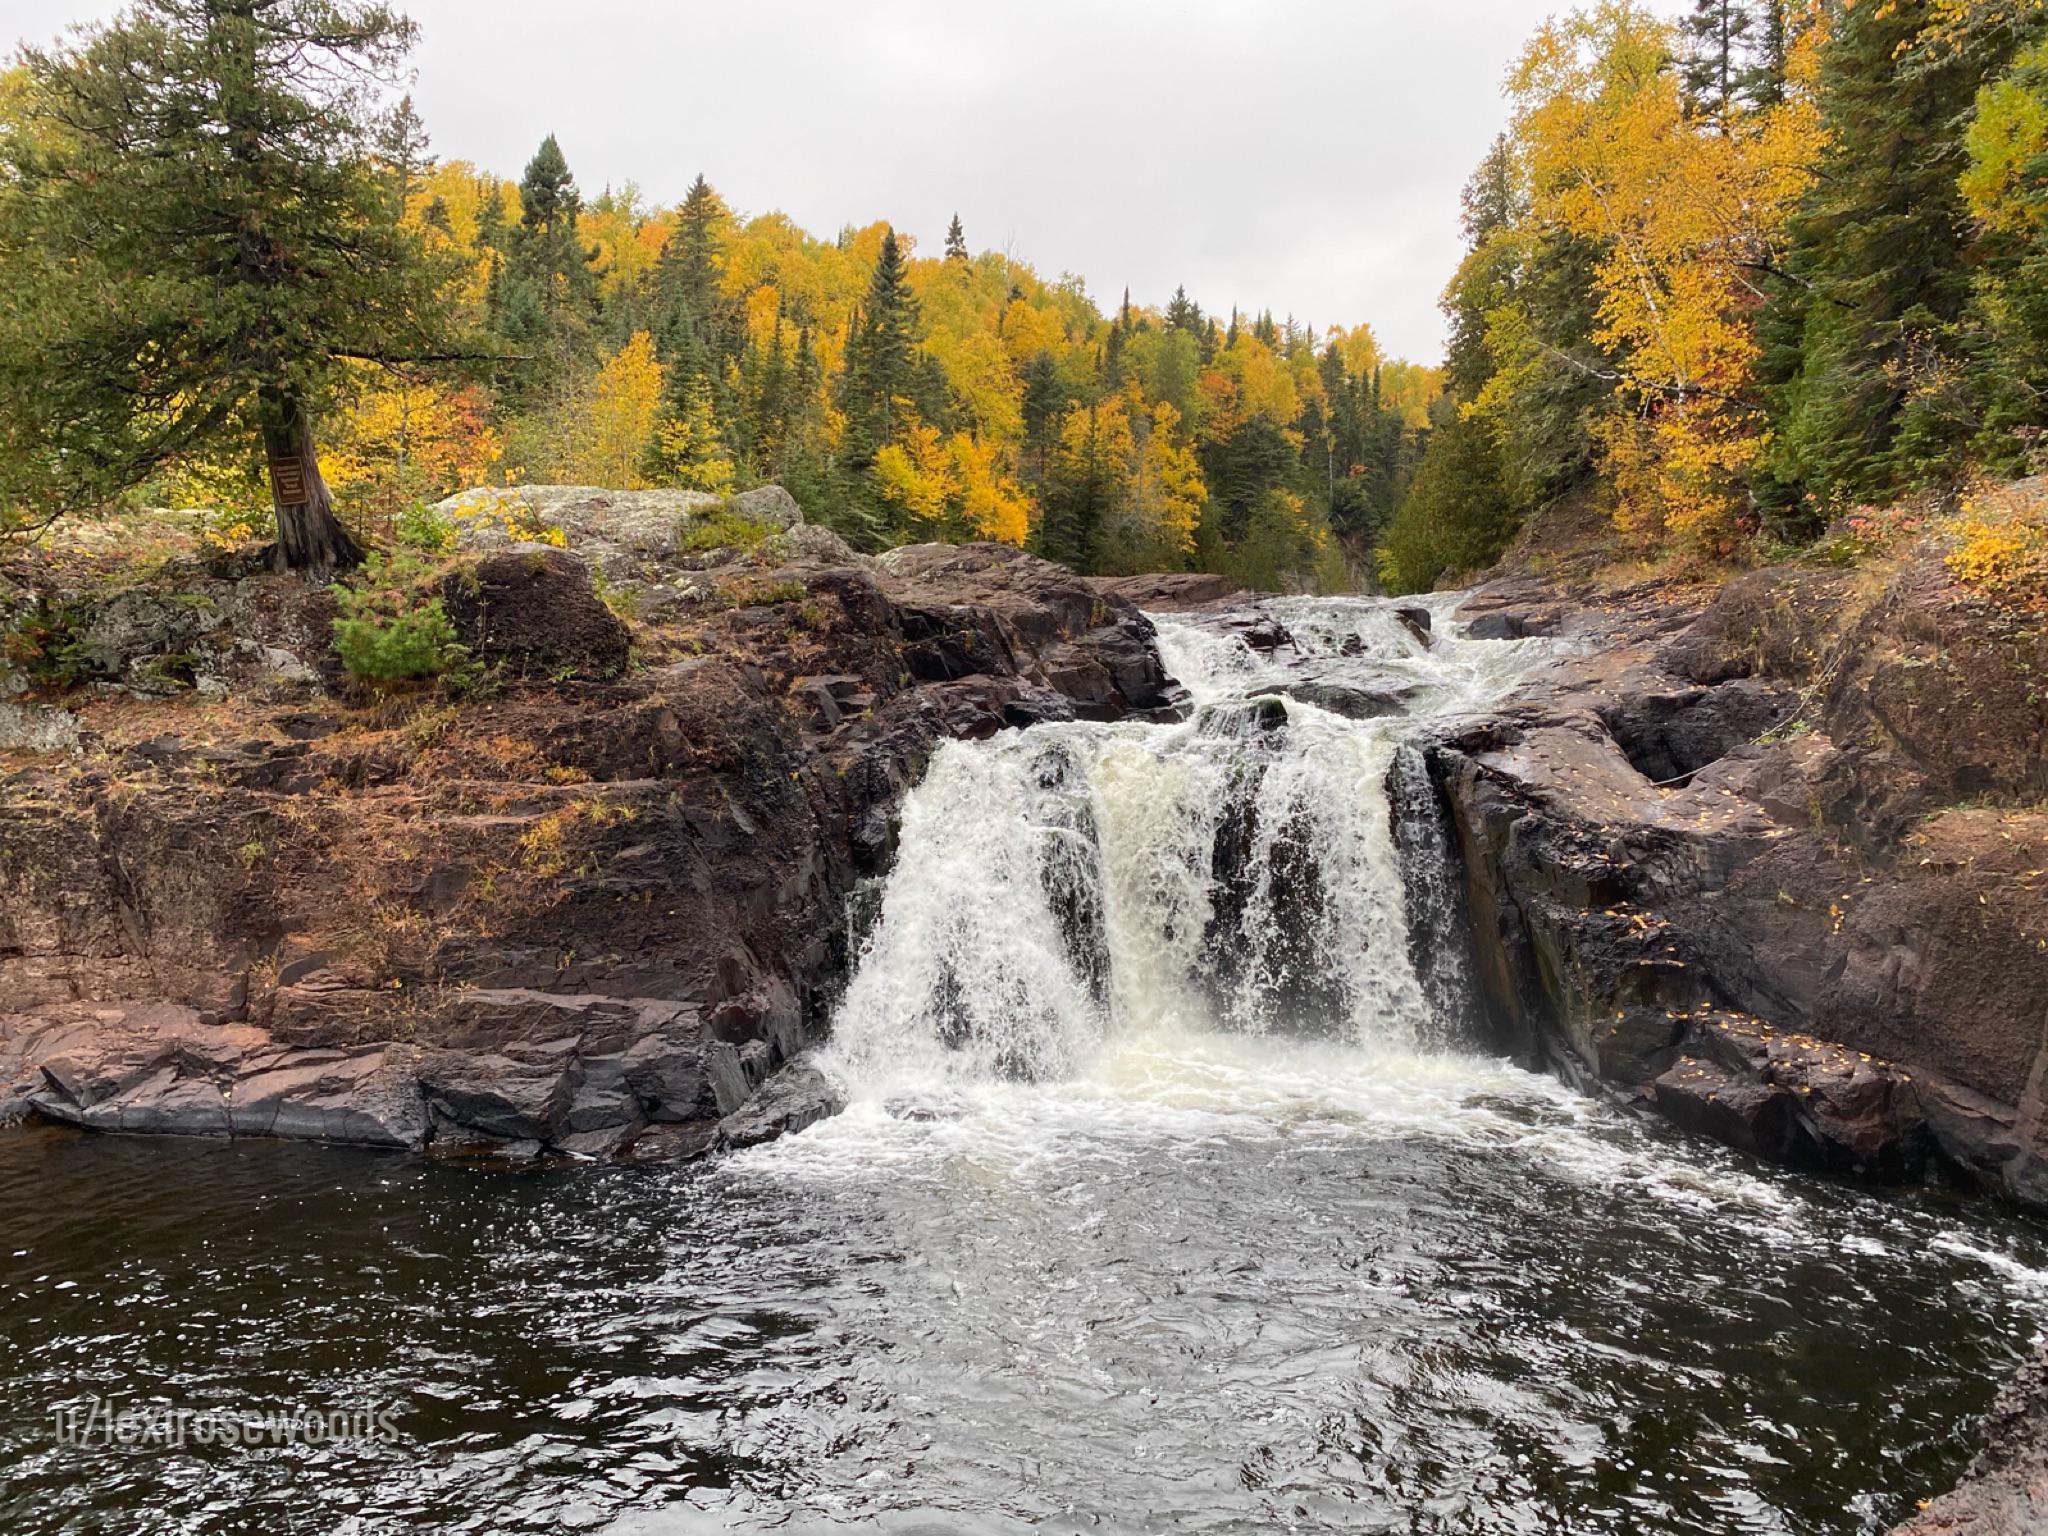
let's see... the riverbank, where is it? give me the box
[1428,520,2048,1209]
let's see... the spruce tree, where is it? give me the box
[1681,0,1755,125]
[515,134,594,314]
[0,0,454,569]
[656,175,726,366]
[944,213,969,263]
[1766,0,2018,505]
[1020,350,1067,488]
[837,228,921,466]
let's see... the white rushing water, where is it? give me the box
[821,593,1560,1101]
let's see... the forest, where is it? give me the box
[1,0,2044,595]
[1382,0,2048,592]
[0,5,1436,591]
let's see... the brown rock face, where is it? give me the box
[1432,547,2048,1207]
[1890,1342,2048,1535]
[0,501,1176,1161]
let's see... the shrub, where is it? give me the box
[2,600,94,690]
[395,499,456,554]
[1944,482,2048,607]
[677,508,777,554]
[332,552,466,684]
[444,489,566,549]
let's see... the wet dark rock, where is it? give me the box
[1892,1341,2048,1534]
[1224,614,1294,652]
[1254,675,1421,721]
[1434,552,2048,1207]
[1088,571,1247,609]
[1392,605,1433,644]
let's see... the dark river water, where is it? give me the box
[3,1041,2046,1536]
[5,598,2044,1534]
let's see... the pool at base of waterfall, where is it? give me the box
[3,596,2045,1536]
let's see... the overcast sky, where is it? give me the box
[9,1,1685,362]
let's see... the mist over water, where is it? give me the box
[4,597,2046,1535]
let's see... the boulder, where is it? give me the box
[1089,572,1247,609]
[724,484,805,531]
[441,547,631,678]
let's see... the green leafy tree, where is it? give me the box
[1376,412,1517,594]
[0,0,455,569]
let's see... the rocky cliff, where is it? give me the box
[0,487,1176,1159]
[1425,550,2048,1208]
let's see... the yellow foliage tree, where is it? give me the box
[1509,1,1826,554]
[566,332,664,488]
[649,371,736,495]
[948,431,1033,544]
[1133,401,1206,556]
[873,421,955,527]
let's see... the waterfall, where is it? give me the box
[823,597,1562,1096]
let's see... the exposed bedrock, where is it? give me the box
[1890,1340,2048,1535]
[0,491,1177,1160]
[1433,555,2048,1207]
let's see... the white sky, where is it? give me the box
[9,1,1687,362]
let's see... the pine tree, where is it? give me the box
[1681,0,1755,125]
[0,0,454,569]
[1766,0,2019,505]
[944,213,968,263]
[837,227,921,465]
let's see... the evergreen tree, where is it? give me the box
[0,0,454,569]
[1681,0,1756,125]
[655,175,726,367]
[1745,0,1789,110]
[837,227,921,466]
[647,369,734,493]
[514,134,593,313]
[1164,285,1204,339]
[379,93,433,216]
[1019,350,1067,488]
[1377,411,1517,594]
[1765,0,2019,506]
[944,213,968,263]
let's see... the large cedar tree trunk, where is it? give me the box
[261,389,363,574]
